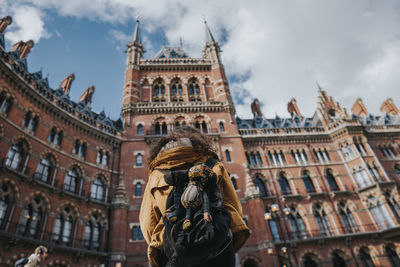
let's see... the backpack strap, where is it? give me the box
[204,158,218,169]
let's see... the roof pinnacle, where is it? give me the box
[132,16,141,44]
[204,19,215,43]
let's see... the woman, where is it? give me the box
[139,126,249,267]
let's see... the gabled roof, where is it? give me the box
[154,46,189,58]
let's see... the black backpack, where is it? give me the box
[161,158,232,267]
[14,257,28,267]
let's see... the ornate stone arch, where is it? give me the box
[84,208,108,227]
[299,250,323,264]
[23,191,51,211]
[11,136,32,153]
[66,163,85,178]
[55,201,80,224]
[150,115,170,125]
[190,113,211,124]
[39,150,59,166]
[91,171,109,184]
[171,113,190,124]
[0,177,20,200]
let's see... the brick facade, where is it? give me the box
[1,15,400,267]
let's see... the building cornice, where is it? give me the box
[121,101,233,116]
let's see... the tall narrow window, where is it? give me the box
[338,202,358,233]
[35,156,54,183]
[18,197,44,237]
[83,214,102,249]
[162,122,168,135]
[256,152,263,166]
[225,150,231,162]
[314,204,333,236]
[302,171,316,193]
[279,173,291,195]
[22,111,39,132]
[137,124,143,135]
[90,177,104,201]
[287,208,307,239]
[52,206,74,244]
[385,192,400,220]
[219,121,225,132]
[268,218,280,242]
[359,247,375,267]
[5,142,25,170]
[253,177,267,197]
[135,182,142,196]
[136,154,143,167]
[0,91,12,114]
[64,168,80,194]
[0,183,12,227]
[231,177,238,190]
[326,169,339,191]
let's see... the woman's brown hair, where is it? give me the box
[147,126,217,163]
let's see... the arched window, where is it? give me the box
[52,206,74,244]
[22,111,38,132]
[338,202,358,233]
[102,152,109,166]
[162,122,168,135]
[386,244,400,267]
[73,140,86,159]
[154,81,165,95]
[64,168,80,194]
[385,192,400,220]
[91,177,105,201]
[314,204,333,236]
[279,173,291,195]
[0,91,12,114]
[253,177,267,197]
[332,251,347,267]
[225,150,231,162]
[255,152,263,166]
[131,225,144,240]
[194,121,200,130]
[359,247,375,267]
[5,142,26,170]
[171,81,183,95]
[303,254,318,267]
[189,80,200,95]
[243,259,258,267]
[231,177,238,190]
[326,169,339,191]
[287,207,307,239]
[83,214,102,249]
[48,127,63,145]
[34,156,54,183]
[369,196,394,229]
[18,196,45,237]
[201,121,208,133]
[0,183,13,227]
[96,150,109,167]
[137,124,143,135]
[135,182,142,196]
[302,171,316,193]
[136,154,143,167]
[219,121,225,132]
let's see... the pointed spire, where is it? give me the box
[204,19,215,43]
[132,15,141,44]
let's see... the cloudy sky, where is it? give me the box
[1,0,400,120]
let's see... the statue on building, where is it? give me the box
[0,16,12,34]
[11,40,34,59]
[251,98,263,118]
[79,85,95,106]
[59,73,75,95]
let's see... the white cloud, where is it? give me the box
[4,5,51,44]
[1,0,400,119]
[108,29,131,51]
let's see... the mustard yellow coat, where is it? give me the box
[139,146,250,267]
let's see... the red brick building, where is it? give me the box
[1,15,400,267]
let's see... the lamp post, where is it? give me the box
[264,204,294,267]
